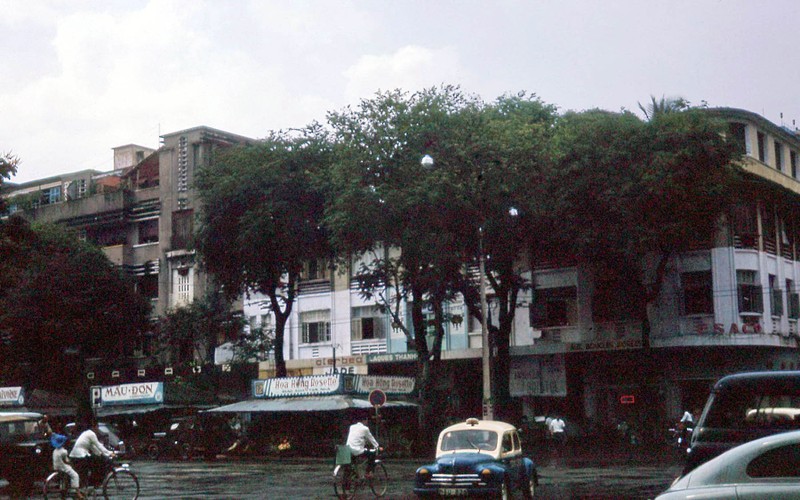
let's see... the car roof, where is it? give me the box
[0,412,42,422]
[441,419,517,434]
[674,430,800,490]
[714,371,800,392]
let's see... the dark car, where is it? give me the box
[0,412,51,497]
[414,417,538,498]
[685,371,800,474]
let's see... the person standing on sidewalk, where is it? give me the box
[549,416,567,446]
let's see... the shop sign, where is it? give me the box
[98,382,164,406]
[366,352,418,364]
[0,386,24,406]
[355,376,415,395]
[253,374,342,398]
[568,339,642,352]
[510,355,566,397]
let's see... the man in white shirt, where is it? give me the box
[548,416,566,445]
[69,422,114,488]
[346,417,380,476]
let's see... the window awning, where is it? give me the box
[95,403,215,417]
[205,395,417,413]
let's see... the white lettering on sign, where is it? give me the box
[101,382,163,404]
[356,376,415,394]
[267,375,340,397]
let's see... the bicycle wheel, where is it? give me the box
[368,462,388,497]
[43,471,70,499]
[333,464,358,499]
[102,468,139,500]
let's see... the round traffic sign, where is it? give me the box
[368,389,387,407]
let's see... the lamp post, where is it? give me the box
[422,154,493,420]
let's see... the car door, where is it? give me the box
[500,431,523,489]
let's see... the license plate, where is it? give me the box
[440,488,468,496]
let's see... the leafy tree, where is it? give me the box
[158,290,244,367]
[638,95,690,121]
[0,151,19,212]
[194,127,331,377]
[549,107,741,348]
[0,217,152,391]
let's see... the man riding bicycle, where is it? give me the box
[346,417,380,478]
[69,420,115,488]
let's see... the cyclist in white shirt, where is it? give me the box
[69,422,114,488]
[346,417,380,477]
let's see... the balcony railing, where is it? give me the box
[351,339,387,355]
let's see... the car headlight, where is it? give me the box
[480,468,493,481]
[417,467,430,479]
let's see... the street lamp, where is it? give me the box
[421,154,493,420]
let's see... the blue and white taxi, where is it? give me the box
[414,418,538,498]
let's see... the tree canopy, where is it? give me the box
[194,127,331,377]
[0,217,152,390]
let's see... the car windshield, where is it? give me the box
[0,418,40,443]
[704,391,800,429]
[441,429,498,451]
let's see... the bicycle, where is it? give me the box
[333,445,388,499]
[43,456,139,499]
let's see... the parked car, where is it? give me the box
[0,412,51,497]
[414,417,538,498]
[685,370,800,473]
[658,429,800,499]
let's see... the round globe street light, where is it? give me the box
[422,154,493,420]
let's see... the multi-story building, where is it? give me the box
[2,126,253,375]
[244,108,800,433]
[7,109,800,432]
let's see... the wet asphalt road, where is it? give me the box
[4,452,684,499]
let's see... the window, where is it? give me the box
[747,444,800,478]
[775,141,784,171]
[787,279,799,320]
[732,202,758,248]
[682,271,713,315]
[303,258,330,281]
[770,274,783,317]
[40,186,61,205]
[137,219,159,244]
[728,122,747,156]
[351,306,386,340]
[737,270,763,314]
[530,286,577,328]
[301,310,331,344]
[757,131,767,163]
[792,151,798,178]
[171,210,194,249]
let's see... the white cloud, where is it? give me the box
[343,45,468,104]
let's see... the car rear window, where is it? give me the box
[703,391,800,429]
[747,443,800,478]
[0,419,39,443]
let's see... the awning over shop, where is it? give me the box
[95,403,215,417]
[205,395,417,413]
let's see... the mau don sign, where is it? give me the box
[93,382,164,407]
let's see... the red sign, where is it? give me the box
[620,395,635,405]
[369,389,387,407]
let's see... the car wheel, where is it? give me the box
[147,443,160,460]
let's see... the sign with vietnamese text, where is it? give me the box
[98,382,164,406]
[253,375,343,398]
[510,355,566,397]
[0,386,24,406]
[355,376,415,395]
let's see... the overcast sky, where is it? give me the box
[3,0,799,183]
